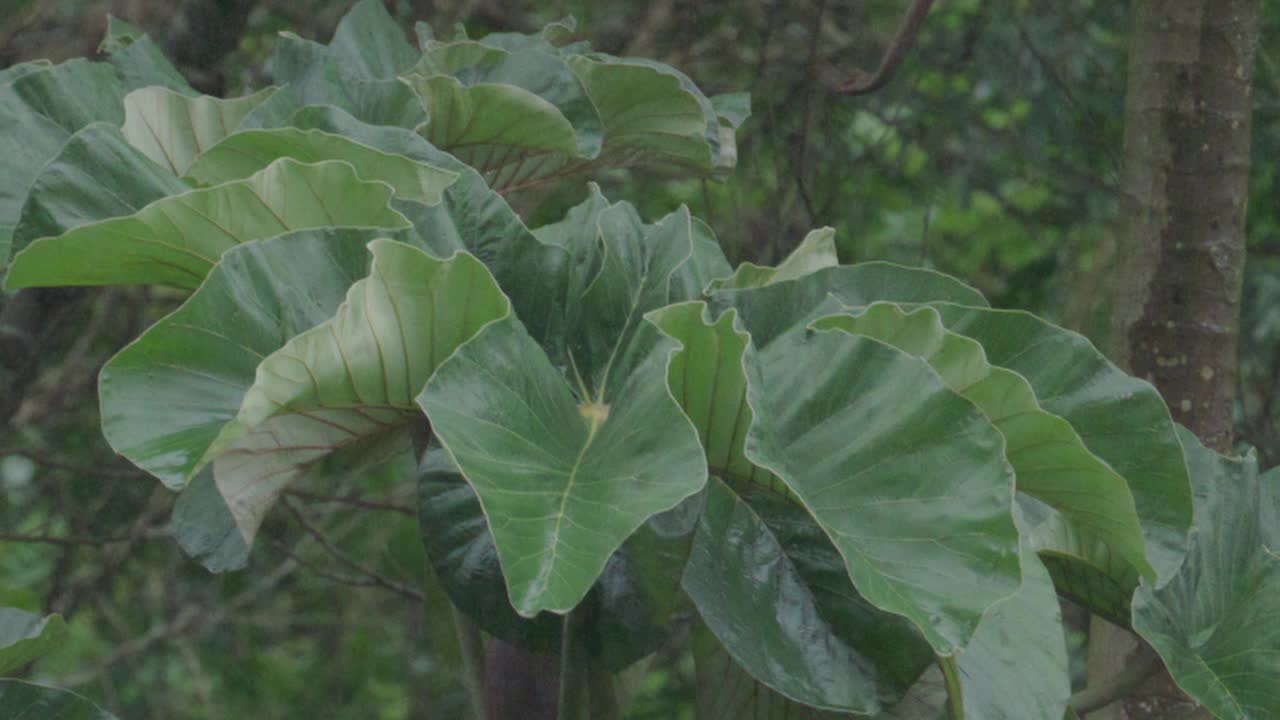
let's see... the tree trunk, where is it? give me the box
[1092,1,1259,718]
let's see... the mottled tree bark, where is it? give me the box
[1110,0,1257,453]
[1091,1,1259,719]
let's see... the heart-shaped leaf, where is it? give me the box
[418,195,711,616]
[418,449,702,669]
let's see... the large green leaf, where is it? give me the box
[743,322,1021,653]
[0,60,127,263]
[204,240,508,543]
[418,312,706,616]
[0,608,67,674]
[929,304,1193,585]
[708,262,989,348]
[1132,428,1280,720]
[567,54,717,171]
[0,680,118,720]
[815,304,1153,581]
[99,230,380,488]
[693,626,855,720]
[185,126,458,205]
[418,449,703,669]
[402,73,580,192]
[683,478,933,714]
[121,86,277,176]
[6,159,410,290]
[267,1,423,128]
[1025,504,1139,626]
[418,197,709,616]
[947,534,1070,719]
[9,123,186,254]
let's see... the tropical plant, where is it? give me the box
[2,2,1277,719]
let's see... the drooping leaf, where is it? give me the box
[567,54,717,171]
[711,227,839,290]
[930,304,1193,585]
[418,449,703,669]
[419,312,706,616]
[121,86,277,175]
[418,197,710,616]
[743,322,1021,653]
[9,123,185,254]
[217,104,573,351]
[683,478,933,714]
[0,608,68,674]
[1025,505,1139,626]
[171,468,251,572]
[100,230,380,487]
[205,240,508,544]
[1132,428,1280,720]
[814,304,1153,582]
[0,60,128,263]
[0,680,118,720]
[6,159,410,290]
[401,73,580,192]
[185,126,459,204]
[708,262,988,348]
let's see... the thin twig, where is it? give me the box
[281,497,424,601]
[835,0,936,95]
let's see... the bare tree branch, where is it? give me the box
[835,0,935,95]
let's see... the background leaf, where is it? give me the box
[1132,428,1280,719]
[0,608,67,674]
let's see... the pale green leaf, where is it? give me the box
[185,126,459,204]
[6,159,410,289]
[204,240,508,544]
[121,86,277,175]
